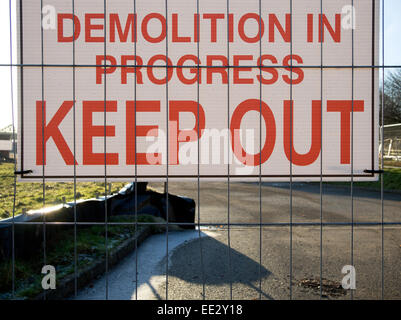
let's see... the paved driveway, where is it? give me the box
[76,182,401,300]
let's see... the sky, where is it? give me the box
[382,0,401,66]
[0,0,400,130]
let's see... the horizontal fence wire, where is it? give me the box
[0,221,399,227]
[0,64,399,68]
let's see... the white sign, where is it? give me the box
[17,0,379,181]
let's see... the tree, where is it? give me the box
[380,70,401,125]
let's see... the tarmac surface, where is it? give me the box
[75,182,401,300]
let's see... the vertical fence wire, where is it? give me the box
[165,0,170,300]
[196,0,206,300]
[226,0,233,300]
[1,0,393,302]
[350,0,355,301]
[39,0,47,300]
[8,0,16,300]
[72,0,78,298]
[289,0,293,300]
[134,0,139,301]
[103,0,109,300]
[319,0,324,299]
[381,0,385,301]
[258,0,263,301]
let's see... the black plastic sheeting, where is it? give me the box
[0,183,195,262]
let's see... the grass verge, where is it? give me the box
[0,214,161,299]
[0,163,126,220]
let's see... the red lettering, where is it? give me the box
[96,55,117,85]
[172,13,191,42]
[85,13,104,43]
[110,13,137,43]
[147,55,174,85]
[169,101,205,165]
[327,100,364,164]
[307,14,314,42]
[319,14,341,43]
[284,100,321,166]
[142,13,166,43]
[206,55,228,84]
[126,101,161,165]
[194,14,199,43]
[233,55,254,84]
[283,55,304,85]
[36,101,76,165]
[269,14,291,42]
[257,55,278,85]
[57,14,81,42]
[230,99,276,166]
[203,14,225,42]
[238,13,264,43]
[121,55,143,84]
[82,101,119,165]
[177,55,201,85]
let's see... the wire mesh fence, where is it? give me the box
[0,0,400,301]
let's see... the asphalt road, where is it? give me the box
[76,182,401,300]
[161,181,401,225]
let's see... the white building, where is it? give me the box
[0,125,16,161]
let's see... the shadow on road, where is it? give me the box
[76,230,273,300]
[164,234,273,300]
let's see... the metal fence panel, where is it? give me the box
[0,0,399,301]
